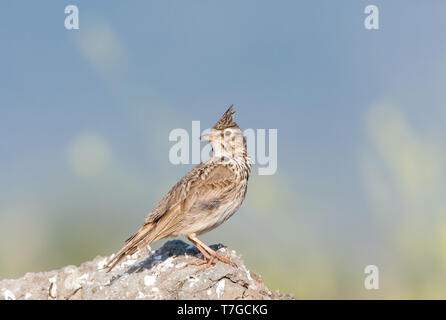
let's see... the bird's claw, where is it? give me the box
[194,253,237,268]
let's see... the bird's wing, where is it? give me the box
[106,162,236,271]
[183,164,237,216]
[144,162,236,226]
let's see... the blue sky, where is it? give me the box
[1,1,446,298]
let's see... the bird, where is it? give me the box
[105,105,251,271]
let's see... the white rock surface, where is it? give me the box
[0,240,293,300]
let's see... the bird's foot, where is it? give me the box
[194,258,209,267]
[214,253,237,267]
[194,252,236,268]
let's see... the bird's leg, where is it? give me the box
[187,233,237,267]
[187,234,212,265]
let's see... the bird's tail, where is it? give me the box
[105,223,155,272]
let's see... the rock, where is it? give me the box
[0,240,294,300]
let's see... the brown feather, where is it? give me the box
[213,105,237,130]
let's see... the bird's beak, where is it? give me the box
[200,130,219,141]
[200,133,211,141]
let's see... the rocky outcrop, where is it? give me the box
[0,240,293,300]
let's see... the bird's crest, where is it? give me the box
[213,105,237,130]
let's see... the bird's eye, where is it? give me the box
[225,130,231,136]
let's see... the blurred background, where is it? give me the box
[1,1,446,299]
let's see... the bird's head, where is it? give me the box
[200,105,247,159]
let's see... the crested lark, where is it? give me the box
[106,105,251,271]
